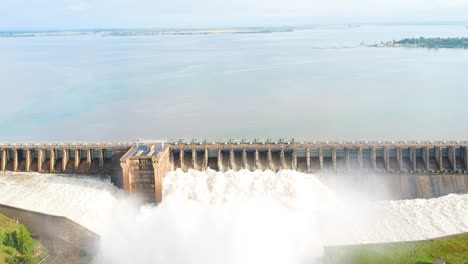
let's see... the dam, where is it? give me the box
[0,142,131,186]
[2,140,468,203]
[3,140,468,263]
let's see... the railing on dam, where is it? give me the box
[119,140,468,203]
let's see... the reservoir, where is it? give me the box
[0,25,467,141]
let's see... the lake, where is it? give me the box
[0,25,467,142]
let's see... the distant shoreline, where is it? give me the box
[368,37,468,49]
[0,28,295,38]
[0,25,366,38]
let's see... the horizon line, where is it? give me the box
[1,20,467,32]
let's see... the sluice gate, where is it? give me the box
[119,140,468,203]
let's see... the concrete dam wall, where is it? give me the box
[0,204,99,259]
[119,140,468,203]
[0,142,131,186]
[3,140,468,203]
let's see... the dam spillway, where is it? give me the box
[0,142,131,186]
[2,140,468,204]
[120,140,468,203]
[3,140,468,263]
[4,169,468,264]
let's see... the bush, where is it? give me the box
[2,224,35,264]
[2,246,17,256]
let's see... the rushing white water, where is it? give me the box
[0,172,119,231]
[1,170,468,264]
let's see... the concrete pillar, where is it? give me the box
[25,149,31,172]
[99,149,104,168]
[153,159,163,204]
[74,149,80,171]
[464,147,468,171]
[306,148,311,172]
[86,149,92,169]
[255,149,260,170]
[37,149,44,172]
[410,147,417,171]
[396,147,402,171]
[448,147,456,171]
[292,148,297,170]
[267,148,273,171]
[433,147,439,170]
[452,147,457,171]
[230,148,235,170]
[435,147,443,171]
[319,147,324,170]
[242,149,247,170]
[1,149,6,171]
[170,149,175,171]
[384,147,390,172]
[357,147,363,170]
[12,149,18,172]
[422,147,429,171]
[203,148,208,170]
[345,148,350,171]
[192,148,197,170]
[50,149,56,172]
[280,149,286,170]
[128,162,136,193]
[371,147,376,170]
[62,149,69,172]
[332,147,337,171]
[121,161,131,192]
[180,149,185,172]
[217,149,223,172]
[25,149,32,172]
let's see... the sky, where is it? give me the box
[1,0,468,30]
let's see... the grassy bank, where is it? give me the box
[325,233,468,264]
[0,214,47,264]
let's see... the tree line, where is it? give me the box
[394,37,468,48]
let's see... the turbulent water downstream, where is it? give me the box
[1,170,468,263]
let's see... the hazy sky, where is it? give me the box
[2,0,468,30]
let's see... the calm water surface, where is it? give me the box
[0,25,467,141]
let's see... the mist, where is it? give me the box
[94,169,373,264]
[1,170,468,263]
[90,169,468,264]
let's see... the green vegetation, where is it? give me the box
[393,37,468,49]
[325,233,468,264]
[0,214,46,264]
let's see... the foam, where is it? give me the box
[2,170,468,263]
